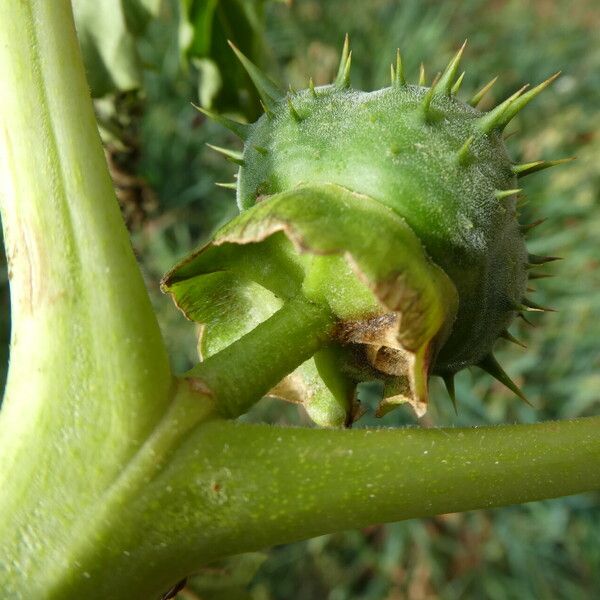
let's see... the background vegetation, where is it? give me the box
[2,0,599,598]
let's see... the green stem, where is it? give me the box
[56,416,600,598]
[187,295,334,418]
[0,0,171,585]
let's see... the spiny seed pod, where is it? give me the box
[163,37,571,425]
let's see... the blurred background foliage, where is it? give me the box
[1,0,599,598]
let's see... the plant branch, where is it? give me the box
[187,295,334,418]
[54,415,600,598]
[0,0,172,585]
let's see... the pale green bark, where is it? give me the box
[47,416,600,598]
[0,0,172,589]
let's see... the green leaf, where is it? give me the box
[194,57,223,109]
[72,0,161,97]
[180,0,272,116]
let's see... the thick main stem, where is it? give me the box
[0,0,171,588]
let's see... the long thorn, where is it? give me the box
[457,135,475,166]
[528,253,562,265]
[477,354,530,404]
[335,34,352,88]
[495,188,522,200]
[227,40,283,111]
[215,182,237,190]
[393,48,406,86]
[518,312,536,327]
[259,100,274,120]
[520,297,556,312]
[253,145,269,155]
[520,218,547,234]
[287,97,302,122]
[192,104,250,140]
[512,157,575,177]
[418,63,426,86]
[206,143,245,166]
[438,40,467,95]
[342,51,352,88]
[469,76,498,107]
[477,85,529,134]
[500,329,527,348]
[451,71,465,95]
[421,72,441,122]
[528,271,554,280]
[498,72,561,127]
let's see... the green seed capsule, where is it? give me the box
[166,38,570,423]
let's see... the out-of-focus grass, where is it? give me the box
[0,0,598,598]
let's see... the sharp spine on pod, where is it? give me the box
[528,253,562,265]
[421,72,441,121]
[192,104,250,140]
[227,40,283,112]
[287,96,302,122]
[390,48,406,87]
[520,218,547,234]
[215,182,237,190]
[500,329,527,348]
[451,71,465,95]
[334,34,352,89]
[520,298,556,313]
[478,72,561,135]
[495,188,522,200]
[206,143,245,166]
[437,40,467,96]
[519,313,536,327]
[499,72,561,125]
[528,271,554,280]
[457,135,475,166]
[469,75,498,107]
[512,157,575,177]
[477,354,529,404]
[418,63,426,86]
[477,85,529,134]
[260,100,274,120]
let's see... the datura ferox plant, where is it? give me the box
[164,37,569,425]
[0,3,598,599]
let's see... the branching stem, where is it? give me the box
[57,415,600,598]
[188,295,334,418]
